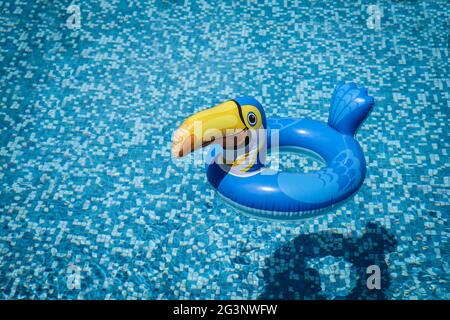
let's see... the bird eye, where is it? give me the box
[247,112,257,126]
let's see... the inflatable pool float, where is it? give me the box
[172,82,374,220]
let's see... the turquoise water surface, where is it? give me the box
[0,0,448,299]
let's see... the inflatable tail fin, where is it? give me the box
[328,82,374,136]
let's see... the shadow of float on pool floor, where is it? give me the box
[258,222,397,300]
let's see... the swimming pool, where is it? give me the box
[0,0,448,299]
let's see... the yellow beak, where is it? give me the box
[172,100,248,158]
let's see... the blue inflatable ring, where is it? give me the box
[173,82,374,220]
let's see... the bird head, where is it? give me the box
[172,97,266,160]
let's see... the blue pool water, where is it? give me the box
[0,0,448,299]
